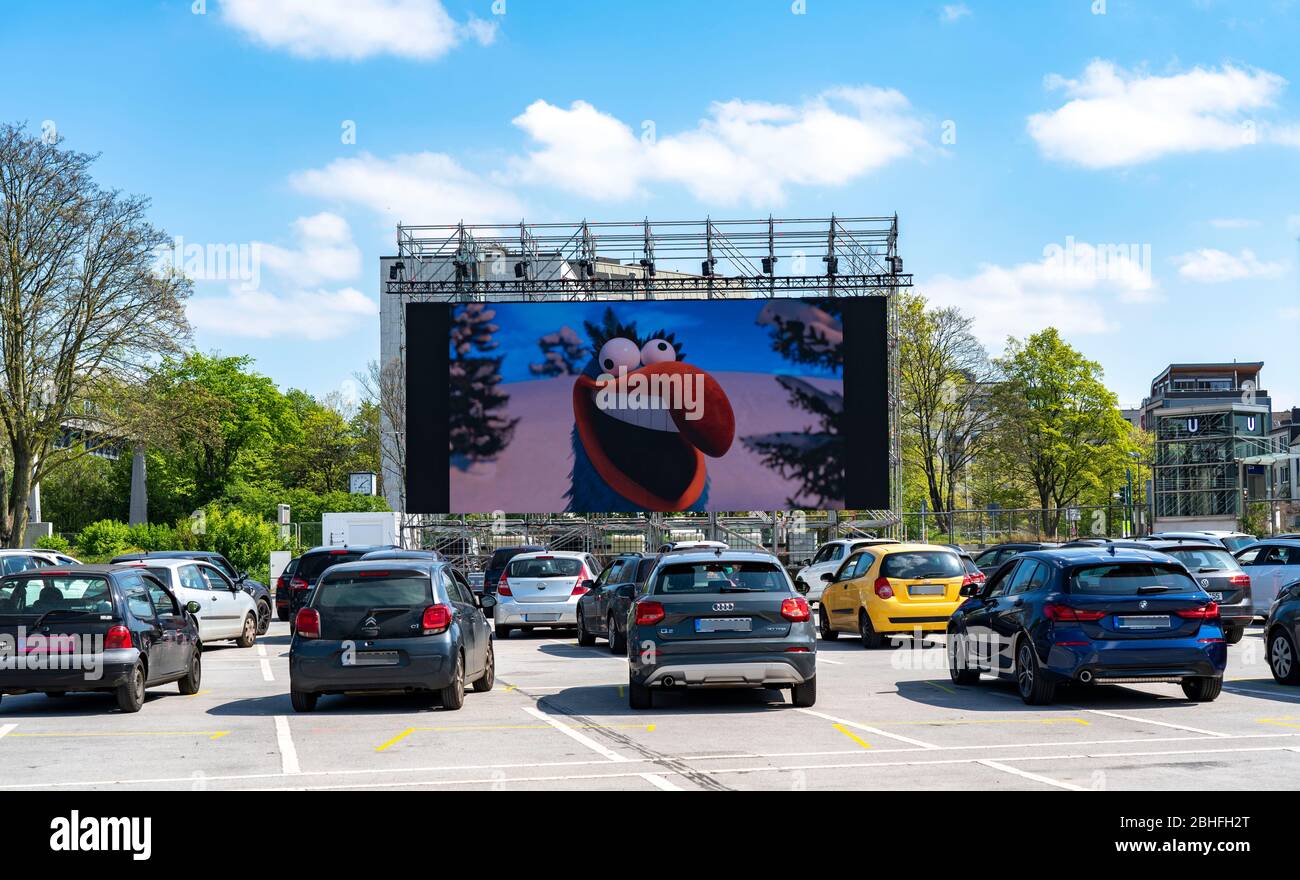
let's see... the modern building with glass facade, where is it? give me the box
[1140,362,1272,531]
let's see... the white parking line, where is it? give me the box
[522,706,628,762]
[816,656,844,665]
[274,716,300,775]
[1083,709,1229,738]
[795,708,940,749]
[976,759,1088,791]
[640,773,683,791]
[0,724,16,740]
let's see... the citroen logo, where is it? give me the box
[362,616,378,629]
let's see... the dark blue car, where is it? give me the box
[947,547,1227,704]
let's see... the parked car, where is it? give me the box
[656,540,730,553]
[1196,531,1258,553]
[1265,577,1300,685]
[360,549,445,562]
[0,549,82,575]
[481,545,547,599]
[284,546,397,620]
[1233,539,1300,614]
[275,555,299,621]
[947,547,1227,704]
[971,542,1059,577]
[493,550,601,639]
[0,564,201,713]
[1145,532,1229,549]
[625,549,816,709]
[577,553,657,653]
[1137,540,1252,643]
[792,538,900,602]
[112,550,273,635]
[115,558,259,647]
[817,543,966,648]
[289,558,495,712]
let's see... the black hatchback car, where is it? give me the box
[112,550,273,635]
[1266,577,1300,685]
[286,546,397,620]
[948,547,1227,704]
[971,543,1060,577]
[0,565,201,713]
[577,553,658,653]
[289,559,495,712]
[625,550,816,710]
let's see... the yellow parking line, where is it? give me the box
[11,730,230,740]
[832,723,873,750]
[925,680,955,694]
[1258,718,1300,729]
[374,722,654,752]
[374,727,418,753]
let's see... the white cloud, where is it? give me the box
[924,245,1159,348]
[940,4,971,24]
[507,86,925,206]
[1173,247,1287,282]
[188,285,376,341]
[219,0,495,61]
[1208,217,1259,228]
[1027,61,1288,168]
[290,151,524,223]
[1281,306,1300,320]
[258,212,361,286]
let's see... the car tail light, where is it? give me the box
[784,646,811,653]
[1176,602,1220,621]
[781,596,811,622]
[961,572,986,587]
[498,581,513,597]
[421,604,452,634]
[873,577,894,600]
[1043,604,1106,622]
[635,600,665,626]
[1228,573,1249,587]
[290,577,309,591]
[295,608,321,638]
[571,581,588,596]
[276,575,287,591]
[104,625,133,650]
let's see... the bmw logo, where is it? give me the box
[1139,600,1149,610]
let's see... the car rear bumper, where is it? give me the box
[1044,639,1227,682]
[629,634,817,688]
[1217,600,1254,625]
[0,649,139,692]
[289,637,455,694]
[494,598,578,626]
[867,599,961,633]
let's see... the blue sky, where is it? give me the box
[3,0,1298,409]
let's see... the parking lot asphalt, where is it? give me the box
[3,623,1300,791]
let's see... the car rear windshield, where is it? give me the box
[1221,536,1256,553]
[652,561,789,594]
[1069,564,1199,595]
[1163,548,1241,573]
[314,574,430,609]
[881,551,964,579]
[0,576,114,615]
[508,557,583,578]
[489,548,541,569]
[297,551,367,581]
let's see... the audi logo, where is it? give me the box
[712,602,735,612]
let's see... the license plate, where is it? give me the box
[909,584,945,596]
[1116,615,1170,630]
[695,617,752,633]
[352,652,399,667]
[524,613,560,622]
[1208,592,1224,602]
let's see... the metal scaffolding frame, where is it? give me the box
[384,215,910,569]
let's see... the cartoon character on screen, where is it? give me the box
[566,310,735,513]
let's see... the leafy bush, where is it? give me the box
[75,520,133,558]
[35,534,71,553]
[125,522,181,551]
[175,504,287,584]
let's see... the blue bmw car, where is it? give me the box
[947,546,1227,704]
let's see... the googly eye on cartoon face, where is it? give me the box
[640,338,677,365]
[597,337,641,376]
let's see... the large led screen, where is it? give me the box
[406,297,888,513]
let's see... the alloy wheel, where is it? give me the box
[1272,634,1293,680]
[1017,644,1034,697]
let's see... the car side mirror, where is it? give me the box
[185,600,202,615]
[580,579,596,591]
[799,558,811,567]
[478,593,497,610]
[820,572,835,582]
[959,584,979,598]
[794,580,809,595]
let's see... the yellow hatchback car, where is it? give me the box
[817,543,967,647]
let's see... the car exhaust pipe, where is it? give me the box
[1078,669,1093,684]
[661,676,675,687]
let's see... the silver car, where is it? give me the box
[492,550,601,638]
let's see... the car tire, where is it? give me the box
[609,615,627,654]
[790,675,817,708]
[495,623,512,640]
[947,629,980,685]
[858,611,884,649]
[256,601,272,635]
[236,614,257,648]
[576,613,596,646]
[818,607,839,641]
[1181,676,1222,702]
[472,643,495,693]
[290,690,318,713]
[1269,628,1300,684]
[440,652,466,710]
[1223,624,1244,645]
[178,651,202,695]
[1015,638,1055,705]
[277,606,291,622]
[628,679,652,710]
[116,663,146,714]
